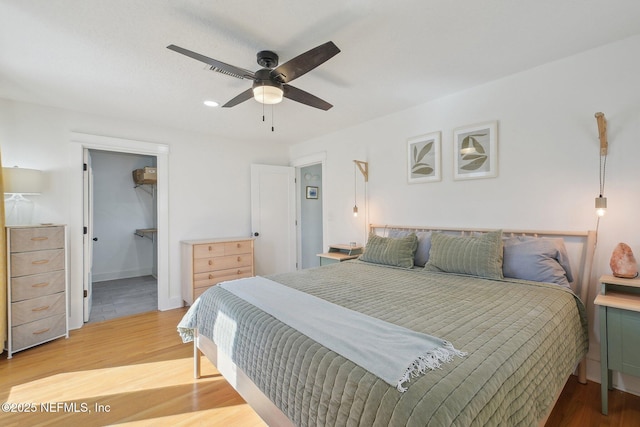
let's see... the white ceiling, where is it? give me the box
[1,0,639,145]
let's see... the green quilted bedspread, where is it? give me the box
[179,260,588,426]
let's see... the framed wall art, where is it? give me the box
[407,131,441,183]
[453,121,498,180]
[306,186,318,199]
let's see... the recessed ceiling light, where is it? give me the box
[203,100,219,107]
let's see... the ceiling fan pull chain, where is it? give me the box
[272,104,275,132]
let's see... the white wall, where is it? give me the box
[0,99,289,329]
[290,35,640,394]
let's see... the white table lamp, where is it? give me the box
[3,166,44,225]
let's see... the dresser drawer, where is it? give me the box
[10,249,65,277]
[11,270,66,302]
[193,243,225,259]
[193,254,253,274]
[193,266,254,289]
[10,226,64,253]
[12,292,65,326]
[11,314,66,352]
[223,240,253,255]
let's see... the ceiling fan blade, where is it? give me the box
[167,44,255,80]
[270,41,340,84]
[283,85,333,110]
[222,88,254,108]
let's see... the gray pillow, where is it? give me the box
[424,230,504,279]
[360,233,418,269]
[388,230,432,266]
[502,236,573,287]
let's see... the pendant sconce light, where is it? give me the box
[595,112,608,217]
[353,160,369,217]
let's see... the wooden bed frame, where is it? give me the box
[192,225,597,426]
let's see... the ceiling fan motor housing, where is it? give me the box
[252,68,283,91]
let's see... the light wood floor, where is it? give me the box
[1,308,639,427]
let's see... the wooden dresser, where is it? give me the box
[181,237,255,305]
[6,225,68,358]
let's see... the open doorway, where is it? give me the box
[292,152,327,270]
[299,163,323,268]
[85,149,158,323]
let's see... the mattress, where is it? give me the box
[179,260,588,426]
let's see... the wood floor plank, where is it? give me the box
[1,308,639,426]
[1,308,265,427]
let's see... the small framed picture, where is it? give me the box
[453,121,498,180]
[306,186,318,199]
[407,131,441,183]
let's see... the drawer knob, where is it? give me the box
[236,269,241,275]
[237,243,241,248]
[32,305,50,312]
[208,246,212,251]
[32,282,50,288]
[31,237,49,241]
[237,256,241,262]
[33,328,51,335]
[208,260,213,266]
[32,259,50,265]
[209,274,213,280]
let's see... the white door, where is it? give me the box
[82,149,94,322]
[251,164,296,276]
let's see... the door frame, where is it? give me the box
[291,152,327,268]
[69,132,173,330]
[82,148,94,322]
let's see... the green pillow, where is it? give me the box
[424,230,504,279]
[359,233,418,269]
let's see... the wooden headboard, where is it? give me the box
[369,224,597,307]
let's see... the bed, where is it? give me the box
[178,225,595,426]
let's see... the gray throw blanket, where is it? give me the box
[219,276,466,392]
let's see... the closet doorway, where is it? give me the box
[85,149,158,323]
[299,163,323,268]
[293,153,327,270]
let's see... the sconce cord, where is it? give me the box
[599,153,607,198]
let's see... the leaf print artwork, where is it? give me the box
[412,141,434,176]
[453,122,498,180]
[460,134,487,170]
[407,132,441,183]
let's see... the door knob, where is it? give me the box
[93,237,98,241]
[253,232,259,237]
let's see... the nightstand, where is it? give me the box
[594,274,640,415]
[317,244,363,266]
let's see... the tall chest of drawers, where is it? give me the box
[181,237,255,305]
[5,225,69,358]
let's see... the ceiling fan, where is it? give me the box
[167,41,340,110]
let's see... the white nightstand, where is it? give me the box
[317,244,363,266]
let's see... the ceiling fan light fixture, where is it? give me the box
[253,84,283,104]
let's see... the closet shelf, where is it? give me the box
[134,228,157,241]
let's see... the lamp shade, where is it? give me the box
[3,167,44,194]
[253,85,284,104]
